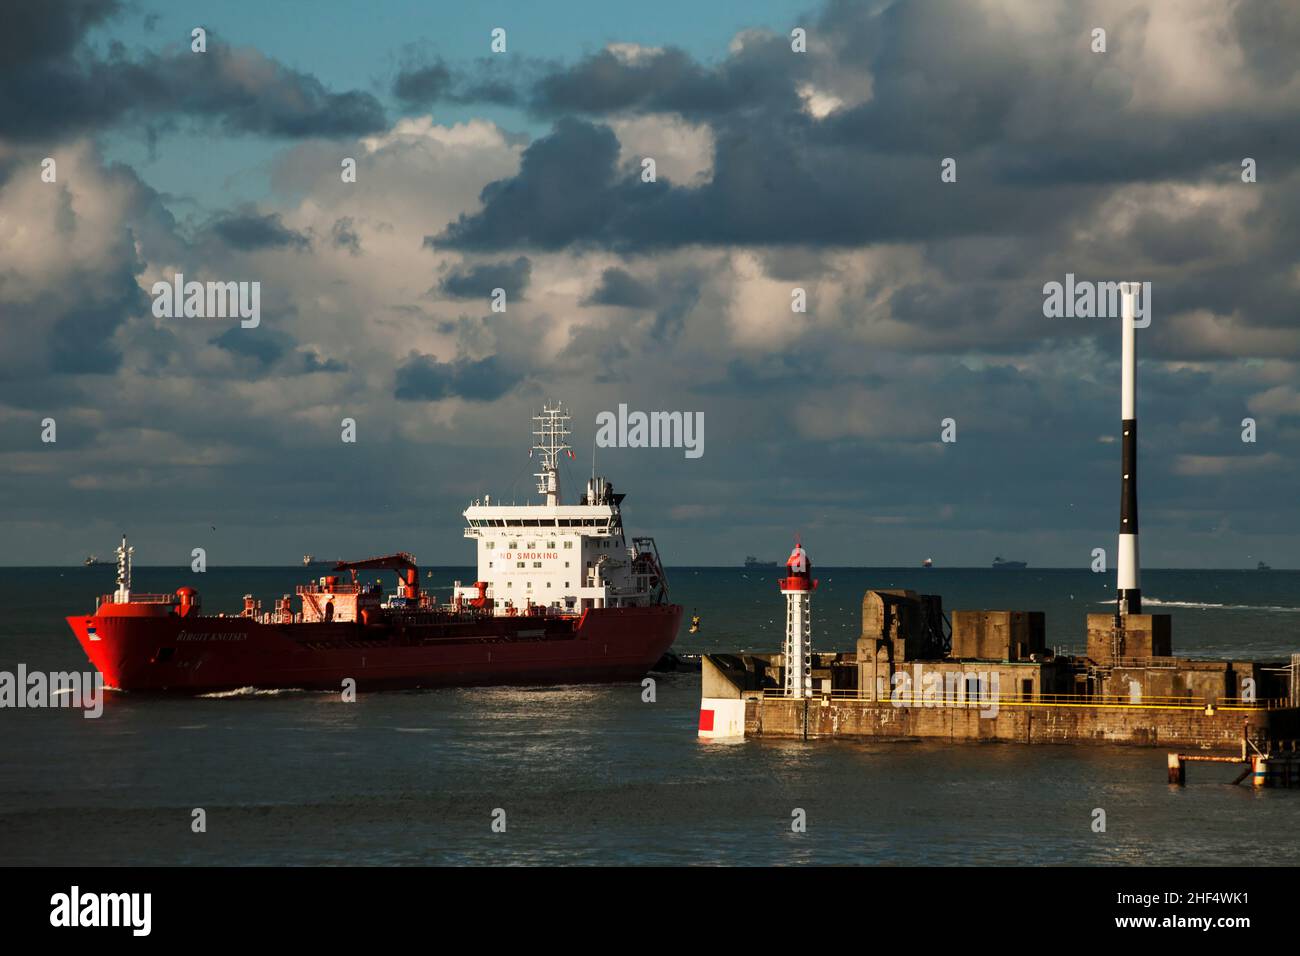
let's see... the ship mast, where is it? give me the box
[114,534,133,603]
[532,403,572,506]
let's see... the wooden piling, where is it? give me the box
[1167,752,1185,786]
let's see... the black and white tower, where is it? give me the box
[1117,282,1141,617]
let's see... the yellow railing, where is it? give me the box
[759,689,1287,711]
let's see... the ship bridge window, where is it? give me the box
[509,541,518,549]
[546,541,556,549]
[516,561,525,568]
[486,541,495,549]
[526,541,536,549]
[564,541,573,549]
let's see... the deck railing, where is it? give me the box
[759,688,1288,711]
[99,593,176,605]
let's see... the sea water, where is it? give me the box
[1,566,1297,865]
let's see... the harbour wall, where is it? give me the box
[744,694,1300,749]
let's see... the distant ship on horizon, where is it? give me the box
[992,556,1028,570]
[1257,560,1272,571]
[83,555,109,567]
[744,556,778,569]
[922,557,933,568]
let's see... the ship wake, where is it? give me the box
[197,686,315,698]
[1102,597,1300,613]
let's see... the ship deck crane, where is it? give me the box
[334,553,420,602]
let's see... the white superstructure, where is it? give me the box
[455,403,668,615]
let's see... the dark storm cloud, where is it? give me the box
[647,281,700,342]
[392,35,806,119]
[209,212,310,251]
[393,60,454,104]
[816,0,1300,187]
[1233,0,1300,86]
[209,328,348,375]
[331,217,361,255]
[299,351,347,374]
[0,1,387,141]
[577,265,701,344]
[583,268,658,308]
[431,116,1071,252]
[392,54,523,109]
[424,0,1300,256]
[0,156,157,383]
[529,42,807,118]
[437,257,531,300]
[0,279,143,381]
[394,353,521,402]
[431,119,643,251]
[209,326,291,366]
[0,0,118,66]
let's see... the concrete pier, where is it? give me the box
[719,680,1295,750]
[701,587,1300,750]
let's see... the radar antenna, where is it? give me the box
[532,403,572,506]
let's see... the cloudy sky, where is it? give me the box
[2,0,1298,568]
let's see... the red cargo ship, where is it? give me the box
[66,404,682,693]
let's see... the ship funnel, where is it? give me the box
[1117,282,1141,617]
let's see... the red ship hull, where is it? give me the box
[66,604,683,694]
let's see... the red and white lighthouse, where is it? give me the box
[779,539,818,698]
